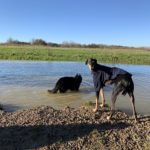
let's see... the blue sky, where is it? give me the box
[0,0,150,47]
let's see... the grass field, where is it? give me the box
[0,45,150,64]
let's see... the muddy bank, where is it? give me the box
[0,106,149,150]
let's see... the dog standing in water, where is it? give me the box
[48,74,82,93]
[86,58,137,122]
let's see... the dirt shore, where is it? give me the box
[0,105,149,150]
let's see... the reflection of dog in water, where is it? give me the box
[48,74,82,93]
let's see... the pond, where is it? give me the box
[0,61,150,115]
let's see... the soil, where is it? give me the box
[0,106,149,150]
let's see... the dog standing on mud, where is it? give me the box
[48,74,82,93]
[86,58,137,122]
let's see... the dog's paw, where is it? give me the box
[107,116,111,120]
[93,108,98,113]
[100,104,105,108]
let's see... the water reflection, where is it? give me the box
[0,61,150,115]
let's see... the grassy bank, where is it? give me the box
[0,45,150,64]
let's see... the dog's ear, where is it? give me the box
[75,74,77,77]
[92,58,97,65]
[78,74,81,79]
[85,59,88,65]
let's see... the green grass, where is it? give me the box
[0,45,150,64]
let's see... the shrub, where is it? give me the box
[6,38,29,45]
[31,39,47,46]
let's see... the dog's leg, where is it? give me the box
[128,92,138,122]
[107,85,122,120]
[93,91,99,112]
[107,91,118,120]
[100,88,105,108]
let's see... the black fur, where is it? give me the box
[48,74,82,93]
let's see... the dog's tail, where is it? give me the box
[47,87,58,94]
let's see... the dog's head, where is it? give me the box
[74,74,82,90]
[85,58,97,70]
[75,74,82,83]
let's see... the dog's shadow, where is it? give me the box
[0,122,130,149]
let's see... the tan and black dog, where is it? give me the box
[86,58,137,122]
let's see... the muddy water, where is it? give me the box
[0,61,150,115]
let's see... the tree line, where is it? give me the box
[0,38,135,49]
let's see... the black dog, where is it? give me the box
[48,74,82,93]
[86,58,137,122]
